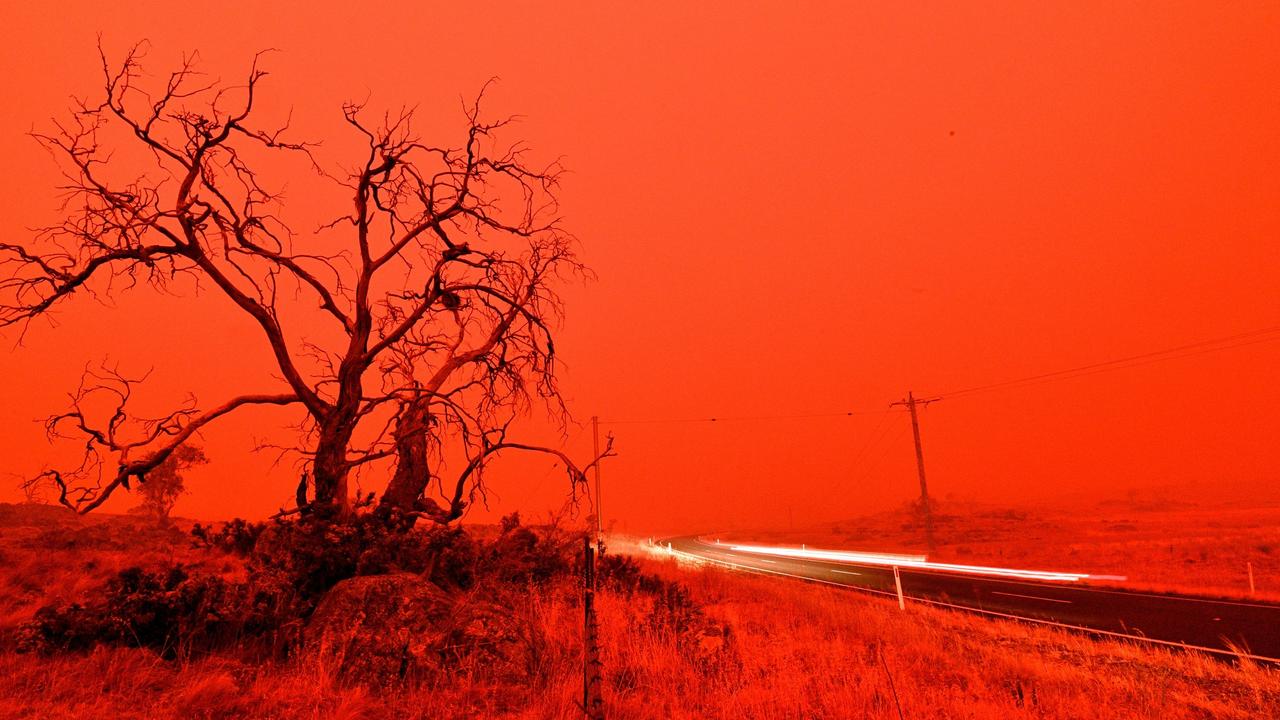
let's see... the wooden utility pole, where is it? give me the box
[891,392,938,551]
[592,415,603,552]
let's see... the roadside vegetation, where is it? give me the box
[2,502,1277,719]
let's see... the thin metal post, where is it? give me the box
[894,566,905,610]
[1249,562,1256,595]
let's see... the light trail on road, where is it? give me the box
[660,536,1280,663]
[724,542,1103,582]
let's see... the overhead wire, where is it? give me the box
[587,323,1280,503]
[596,323,1280,425]
[599,408,895,425]
[935,322,1280,401]
[570,323,1280,529]
[848,415,911,490]
[825,409,902,497]
[506,425,588,512]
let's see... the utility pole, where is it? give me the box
[891,391,939,552]
[592,415,603,552]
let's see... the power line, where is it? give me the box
[509,425,587,510]
[825,409,900,497]
[599,408,896,425]
[945,333,1280,399]
[935,322,1280,401]
[595,322,1280,426]
[850,417,911,489]
[847,410,896,470]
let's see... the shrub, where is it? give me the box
[191,518,266,556]
[246,514,480,604]
[20,512,587,660]
[597,552,647,595]
[477,513,578,587]
[21,603,113,652]
[647,578,704,636]
[21,566,236,657]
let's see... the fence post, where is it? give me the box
[894,566,905,610]
[583,536,605,718]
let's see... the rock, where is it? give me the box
[304,573,453,685]
[441,594,529,681]
[688,619,733,663]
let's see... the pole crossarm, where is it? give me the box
[889,395,941,409]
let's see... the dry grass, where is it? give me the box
[601,546,1280,719]
[0,504,245,633]
[1,503,1277,719]
[725,499,1280,601]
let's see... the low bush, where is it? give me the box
[596,552,649,595]
[476,513,577,587]
[17,510,593,661]
[19,563,300,658]
[191,518,265,556]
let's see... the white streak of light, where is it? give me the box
[727,543,1093,582]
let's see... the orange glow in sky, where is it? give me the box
[1,2,1278,532]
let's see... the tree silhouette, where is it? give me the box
[133,443,207,523]
[2,43,609,522]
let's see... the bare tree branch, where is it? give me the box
[5,45,588,523]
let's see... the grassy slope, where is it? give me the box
[1,503,1277,719]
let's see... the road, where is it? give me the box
[661,535,1280,662]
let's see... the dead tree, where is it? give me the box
[2,43,601,522]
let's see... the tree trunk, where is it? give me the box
[379,402,433,518]
[312,419,356,517]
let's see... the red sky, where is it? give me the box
[1,2,1278,533]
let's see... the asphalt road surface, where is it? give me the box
[661,535,1280,662]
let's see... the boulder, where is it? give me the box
[691,619,732,662]
[440,594,529,681]
[304,573,453,685]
